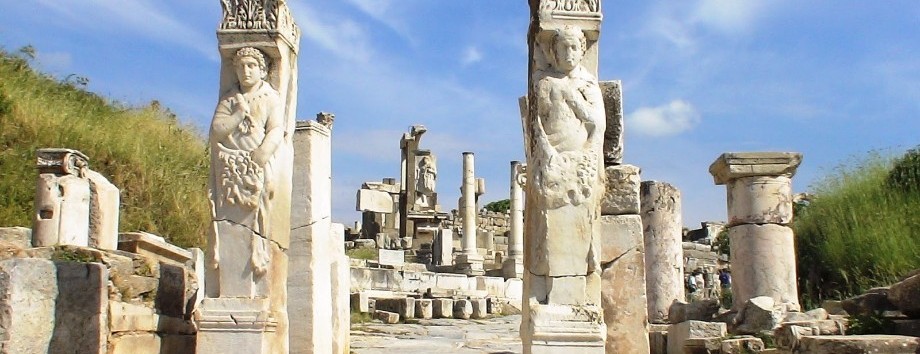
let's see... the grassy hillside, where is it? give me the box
[795,150,920,307]
[0,47,209,248]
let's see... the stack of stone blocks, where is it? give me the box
[0,148,201,354]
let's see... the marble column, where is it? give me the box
[709,152,803,312]
[287,120,335,354]
[503,161,525,279]
[455,152,484,275]
[639,181,684,324]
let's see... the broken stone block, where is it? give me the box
[432,298,454,318]
[85,170,120,250]
[842,288,898,317]
[0,227,31,249]
[0,258,57,353]
[667,321,726,354]
[683,337,722,354]
[795,335,920,354]
[375,297,415,319]
[470,298,487,319]
[351,292,370,313]
[648,324,668,354]
[820,300,847,316]
[721,337,765,354]
[108,333,161,354]
[600,165,641,216]
[601,246,649,354]
[415,299,433,319]
[356,189,394,213]
[454,299,473,320]
[374,310,399,324]
[733,296,785,335]
[774,320,847,351]
[889,273,920,318]
[669,299,720,323]
[50,261,108,354]
[599,214,643,264]
[108,301,157,332]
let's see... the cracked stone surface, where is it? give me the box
[350,315,522,353]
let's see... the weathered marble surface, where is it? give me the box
[523,1,608,351]
[640,181,684,324]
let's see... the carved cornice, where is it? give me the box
[36,148,88,176]
[540,0,600,12]
[219,0,300,43]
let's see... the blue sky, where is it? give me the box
[1,1,918,229]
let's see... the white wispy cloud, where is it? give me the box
[289,1,373,63]
[34,0,216,61]
[627,99,701,137]
[462,46,483,65]
[343,0,416,44]
[690,0,773,34]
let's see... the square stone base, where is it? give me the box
[195,298,282,354]
[502,258,524,279]
[455,253,485,275]
[522,303,606,354]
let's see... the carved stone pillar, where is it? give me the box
[455,152,484,275]
[522,1,607,352]
[503,161,526,279]
[709,152,803,312]
[197,1,301,353]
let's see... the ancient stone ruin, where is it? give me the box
[1,1,919,354]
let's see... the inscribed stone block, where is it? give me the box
[601,165,641,215]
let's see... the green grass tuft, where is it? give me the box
[0,47,209,248]
[795,150,920,307]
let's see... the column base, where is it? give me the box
[454,253,484,276]
[522,303,606,354]
[502,257,524,279]
[195,298,282,354]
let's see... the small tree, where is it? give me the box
[484,199,511,213]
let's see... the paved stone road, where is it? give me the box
[350,315,523,354]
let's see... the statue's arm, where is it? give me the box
[534,79,557,157]
[211,94,246,141]
[251,95,285,166]
[571,81,605,145]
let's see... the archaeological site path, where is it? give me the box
[350,315,523,354]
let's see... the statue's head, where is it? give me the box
[549,26,586,72]
[233,47,267,89]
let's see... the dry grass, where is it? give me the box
[0,47,209,247]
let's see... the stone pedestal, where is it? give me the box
[640,181,684,324]
[195,298,279,354]
[288,120,334,354]
[709,152,803,312]
[457,152,483,275]
[503,161,525,279]
[32,148,91,247]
